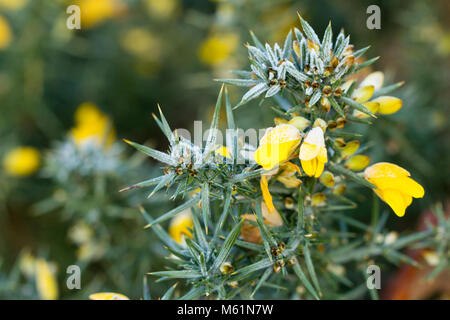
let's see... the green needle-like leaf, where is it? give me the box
[124,139,176,166]
[211,220,243,271]
[292,260,320,300]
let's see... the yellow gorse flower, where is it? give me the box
[254,124,302,171]
[299,127,327,178]
[169,209,193,244]
[0,0,27,11]
[70,102,115,147]
[89,292,129,300]
[35,259,58,300]
[0,15,12,50]
[3,146,40,177]
[364,162,425,217]
[351,71,403,118]
[144,0,179,19]
[198,33,239,66]
[77,0,124,29]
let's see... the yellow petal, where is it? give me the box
[261,175,275,213]
[377,188,407,217]
[371,96,402,115]
[89,292,129,300]
[345,155,370,171]
[352,85,374,103]
[317,146,328,163]
[314,159,325,178]
[301,158,316,177]
[403,194,413,207]
[299,142,320,161]
[369,176,424,198]
[360,71,384,91]
[364,162,410,179]
[254,124,301,170]
[303,127,325,147]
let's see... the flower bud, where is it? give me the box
[340,140,359,159]
[288,116,310,132]
[284,197,295,209]
[332,184,346,195]
[220,262,235,274]
[321,97,331,112]
[344,155,371,171]
[313,118,327,133]
[274,117,288,125]
[319,171,335,187]
[311,193,326,206]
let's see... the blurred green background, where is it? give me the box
[0,0,448,299]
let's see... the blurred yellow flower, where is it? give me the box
[145,0,179,19]
[311,193,326,207]
[77,242,105,261]
[254,124,302,171]
[0,15,12,50]
[70,102,115,147]
[169,209,193,244]
[299,127,327,178]
[0,0,27,11]
[364,162,425,217]
[19,250,36,278]
[89,292,129,300]
[3,147,40,177]
[120,28,161,61]
[68,221,94,245]
[198,33,239,66]
[77,0,124,29]
[351,72,403,118]
[35,259,58,300]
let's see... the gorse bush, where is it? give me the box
[105,15,447,300]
